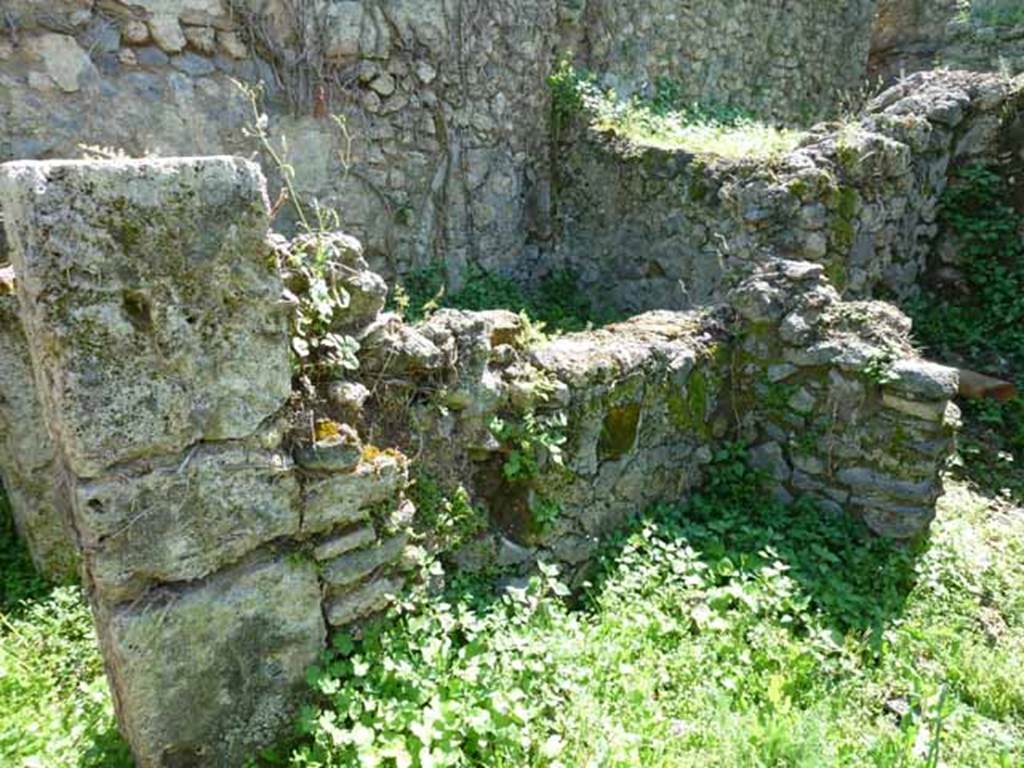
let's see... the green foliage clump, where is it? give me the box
[275,445,1024,767]
[968,0,1024,28]
[392,264,608,336]
[908,164,1024,491]
[546,62,805,160]
[408,473,488,554]
[1,488,132,766]
[488,411,567,483]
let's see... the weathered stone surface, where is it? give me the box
[25,33,98,93]
[1,157,290,477]
[99,555,324,768]
[75,444,299,602]
[301,453,407,535]
[320,533,408,590]
[325,575,402,627]
[0,269,78,579]
[313,525,376,561]
[885,359,959,400]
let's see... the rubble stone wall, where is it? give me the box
[552,70,1024,316]
[870,0,1024,81]
[0,0,877,281]
[0,156,961,764]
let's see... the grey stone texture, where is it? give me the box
[553,70,1024,317]
[333,252,958,578]
[0,268,79,580]
[0,0,879,282]
[0,157,418,766]
[871,0,1024,81]
[0,157,291,478]
[96,555,325,768]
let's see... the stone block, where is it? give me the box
[884,359,959,400]
[0,270,78,579]
[98,554,324,767]
[1,157,290,477]
[313,525,376,561]
[301,454,407,535]
[325,576,403,627]
[321,533,409,590]
[75,444,299,602]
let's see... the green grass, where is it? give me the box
[272,447,1024,767]
[3,442,1024,767]
[549,61,805,161]
[391,264,616,333]
[0,487,132,768]
[2,458,1023,767]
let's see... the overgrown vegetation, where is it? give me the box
[4,428,1024,767]
[909,164,1024,498]
[0,486,132,767]
[391,262,612,335]
[548,61,805,160]
[967,0,1024,28]
[267,447,1024,767]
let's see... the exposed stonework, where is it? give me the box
[2,3,1014,761]
[0,157,415,766]
[0,0,882,281]
[572,0,878,123]
[871,0,1024,82]
[0,153,962,764]
[552,70,1024,315]
[337,261,958,584]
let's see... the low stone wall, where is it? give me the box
[0,156,960,764]
[342,262,958,585]
[552,70,1024,316]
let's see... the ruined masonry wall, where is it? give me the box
[0,158,416,767]
[553,70,1024,316]
[0,157,959,765]
[0,0,877,280]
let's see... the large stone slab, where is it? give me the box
[0,267,78,579]
[0,157,290,478]
[97,554,325,768]
[75,443,299,602]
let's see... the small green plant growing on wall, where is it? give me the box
[391,263,610,335]
[488,412,568,482]
[862,352,899,386]
[409,472,488,553]
[235,79,361,383]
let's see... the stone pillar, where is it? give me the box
[0,265,78,579]
[0,157,324,767]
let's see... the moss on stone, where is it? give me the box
[829,186,859,251]
[598,402,641,460]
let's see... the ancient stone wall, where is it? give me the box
[870,0,1024,81]
[0,157,416,765]
[574,0,878,123]
[0,0,879,283]
[0,155,962,763]
[552,70,1024,316]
